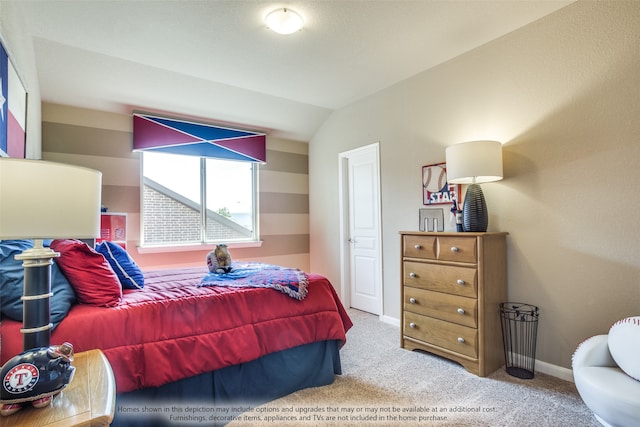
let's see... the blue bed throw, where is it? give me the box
[199,262,309,300]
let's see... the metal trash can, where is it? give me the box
[500,302,539,379]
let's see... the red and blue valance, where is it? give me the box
[133,114,266,163]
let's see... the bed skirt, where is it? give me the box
[112,339,342,426]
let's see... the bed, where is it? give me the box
[0,239,352,426]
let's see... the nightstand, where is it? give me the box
[1,349,116,427]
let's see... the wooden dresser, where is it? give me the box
[400,231,507,377]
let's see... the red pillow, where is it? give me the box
[50,239,122,307]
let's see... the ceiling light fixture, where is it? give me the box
[265,8,303,35]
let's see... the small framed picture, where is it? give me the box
[422,162,461,206]
[419,208,444,232]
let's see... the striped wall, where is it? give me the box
[41,103,310,271]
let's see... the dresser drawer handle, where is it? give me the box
[456,279,465,286]
[457,337,465,343]
[409,272,417,278]
[451,246,459,253]
[414,244,422,250]
[409,298,417,304]
[409,322,417,329]
[457,308,465,315]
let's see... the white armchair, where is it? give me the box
[572,318,640,427]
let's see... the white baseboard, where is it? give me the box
[535,359,574,382]
[379,315,575,382]
[380,314,400,327]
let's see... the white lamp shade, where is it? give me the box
[265,8,303,35]
[0,158,102,239]
[445,140,503,184]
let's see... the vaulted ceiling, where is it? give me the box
[16,1,573,141]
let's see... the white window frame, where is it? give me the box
[139,153,260,251]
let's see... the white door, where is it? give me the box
[339,143,382,315]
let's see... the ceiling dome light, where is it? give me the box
[265,8,303,35]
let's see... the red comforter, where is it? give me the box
[0,267,352,393]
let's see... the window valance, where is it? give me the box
[133,114,266,163]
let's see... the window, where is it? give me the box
[141,151,257,246]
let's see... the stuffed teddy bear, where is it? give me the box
[206,244,232,273]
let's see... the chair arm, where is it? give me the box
[572,335,617,369]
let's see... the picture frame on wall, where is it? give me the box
[422,162,461,206]
[0,37,27,158]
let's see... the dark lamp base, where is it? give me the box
[15,245,57,351]
[462,183,488,232]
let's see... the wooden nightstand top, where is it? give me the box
[0,349,116,427]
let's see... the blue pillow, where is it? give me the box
[96,241,144,289]
[0,240,77,330]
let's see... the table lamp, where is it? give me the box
[445,140,503,232]
[0,158,102,350]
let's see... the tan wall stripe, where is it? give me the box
[101,185,141,213]
[42,152,141,188]
[259,170,309,194]
[260,213,309,236]
[262,150,308,174]
[42,121,135,159]
[43,103,132,132]
[259,192,309,214]
[266,138,309,155]
[236,234,310,258]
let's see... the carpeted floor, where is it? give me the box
[228,308,599,426]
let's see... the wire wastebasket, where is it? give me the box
[500,302,539,379]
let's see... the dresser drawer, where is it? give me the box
[403,261,477,298]
[403,235,436,259]
[437,236,477,263]
[404,311,478,358]
[404,287,477,328]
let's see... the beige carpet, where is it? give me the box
[228,309,599,427]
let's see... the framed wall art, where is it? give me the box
[0,37,27,158]
[422,162,461,206]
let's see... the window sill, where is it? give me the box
[137,240,263,254]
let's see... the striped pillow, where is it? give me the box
[96,241,144,290]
